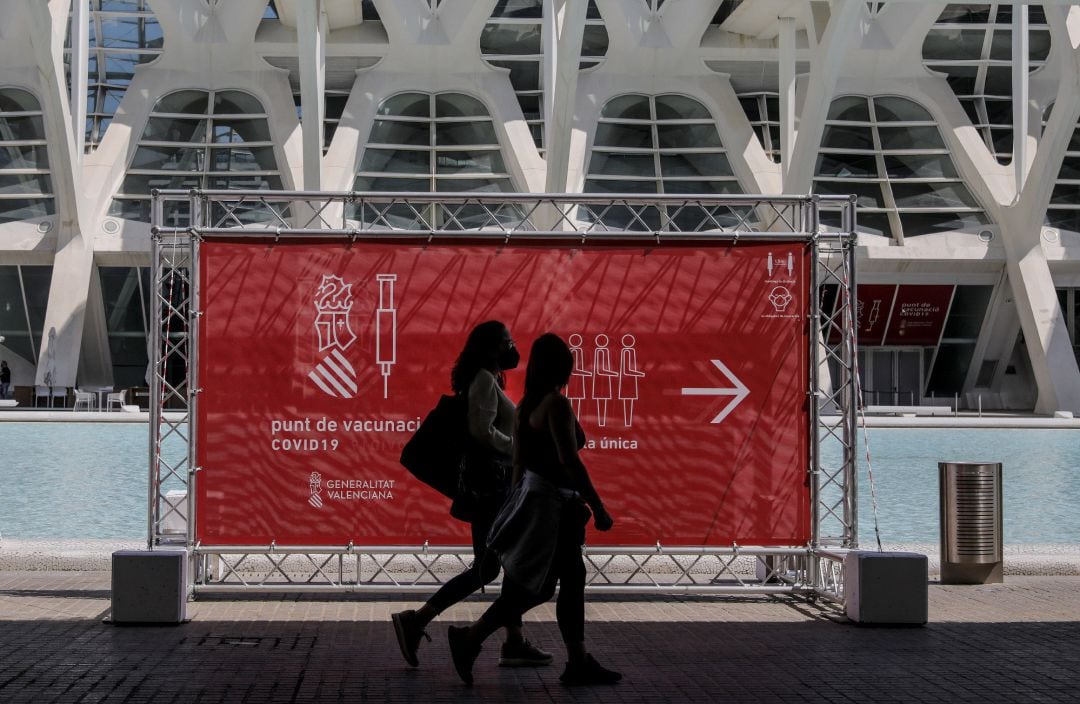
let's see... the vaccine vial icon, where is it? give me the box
[376,274,397,399]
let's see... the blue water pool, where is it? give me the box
[1,423,1077,543]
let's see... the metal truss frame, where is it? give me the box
[149,190,858,600]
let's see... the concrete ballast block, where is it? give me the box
[111,549,189,624]
[845,551,927,625]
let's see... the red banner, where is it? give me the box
[883,285,954,346]
[854,284,897,347]
[196,240,811,546]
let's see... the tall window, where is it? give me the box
[739,92,782,163]
[922,3,1050,165]
[481,0,607,154]
[99,266,152,388]
[584,93,744,230]
[110,89,283,223]
[64,0,164,152]
[813,96,989,240]
[0,89,54,224]
[0,265,53,366]
[1045,121,1080,234]
[353,92,517,229]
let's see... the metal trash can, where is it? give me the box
[938,462,1003,584]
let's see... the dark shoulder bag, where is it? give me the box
[400,393,468,499]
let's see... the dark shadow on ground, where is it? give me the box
[1,618,1077,703]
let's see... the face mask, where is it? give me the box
[497,346,520,371]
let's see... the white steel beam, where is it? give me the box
[544,0,587,194]
[70,0,88,158]
[1012,3,1030,195]
[297,0,326,191]
[779,14,796,187]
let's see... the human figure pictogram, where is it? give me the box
[618,334,645,427]
[592,334,617,426]
[567,333,591,417]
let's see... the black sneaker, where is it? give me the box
[559,654,622,686]
[391,610,429,667]
[448,626,481,686]
[499,639,553,667]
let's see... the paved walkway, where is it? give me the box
[1,572,1078,703]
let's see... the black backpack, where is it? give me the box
[400,394,469,499]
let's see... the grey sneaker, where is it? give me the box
[499,638,554,667]
[391,610,430,667]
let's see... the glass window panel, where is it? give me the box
[944,68,978,97]
[101,88,125,114]
[594,122,653,148]
[436,120,498,146]
[1056,156,1080,181]
[480,23,541,55]
[943,285,992,340]
[662,180,741,195]
[359,148,431,175]
[141,117,207,143]
[108,198,150,221]
[900,211,989,236]
[488,61,540,91]
[891,182,981,209]
[0,173,53,195]
[988,29,1012,61]
[0,198,53,223]
[516,94,540,118]
[378,93,430,118]
[821,124,874,150]
[209,146,278,172]
[990,128,1012,155]
[600,95,651,120]
[657,124,721,149]
[873,97,934,122]
[206,175,282,191]
[961,99,980,125]
[581,24,608,57]
[491,0,542,19]
[435,150,505,174]
[103,54,141,82]
[813,180,886,208]
[1046,208,1080,232]
[936,6,990,23]
[584,178,658,194]
[654,95,711,120]
[883,154,957,179]
[434,178,512,193]
[368,119,429,146]
[816,153,878,178]
[877,126,945,150]
[0,267,32,362]
[984,66,1012,95]
[0,115,46,141]
[1067,130,1080,153]
[20,265,51,354]
[100,267,146,334]
[923,29,986,60]
[1050,183,1080,206]
[739,98,760,120]
[211,119,272,144]
[0,144,49,170]
[589,152,656,177]
[118,173,199,195]
[827,96,869,122]
[0,89,41,113]
[660,152,733,178]
[1029,29,1052,62]
[213,91,265,115]
[435,94,489,119]
[354,176,431,192]
[984,99,1012,125]
[129,145,204,171]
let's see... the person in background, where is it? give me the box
[0,360,11,400]
[391,320,551,669]
[448,333,620,687]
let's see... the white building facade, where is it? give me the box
[2,0,1080,413]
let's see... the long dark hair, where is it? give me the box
[451,320,507,394]
[517,333,574,420]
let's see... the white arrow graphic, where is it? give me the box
[680,359,750,424]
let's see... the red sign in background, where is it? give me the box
[197,240,810,546]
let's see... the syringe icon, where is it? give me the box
[375,274,397,399]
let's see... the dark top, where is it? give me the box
[0,366,9,384]
[517,403,586,491]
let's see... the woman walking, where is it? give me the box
[392,321,551,669]
[448,333,620,687]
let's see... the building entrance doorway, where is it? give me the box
[859,347,923,406]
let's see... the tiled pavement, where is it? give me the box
[1,572,1077,703]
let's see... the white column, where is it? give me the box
[544,0,587,194]
[297,0,325,191]
[70,0,89,158]
[779,15,796,189]
[1012,3,1029,196]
